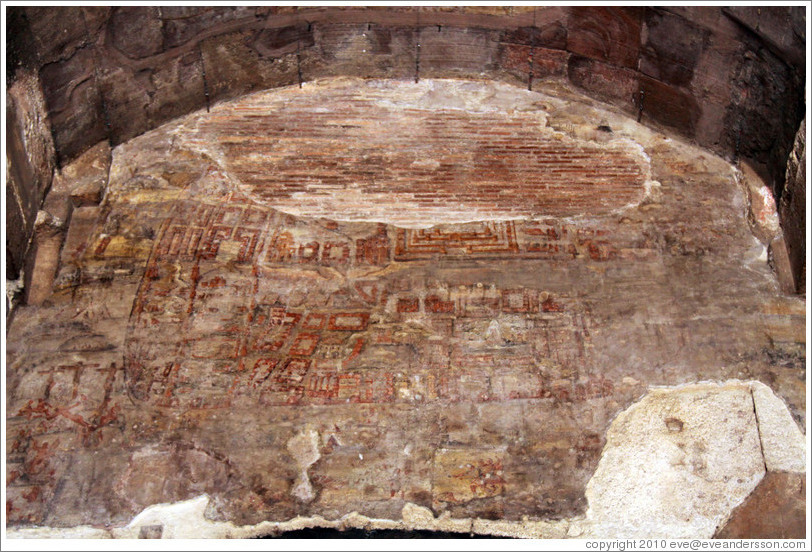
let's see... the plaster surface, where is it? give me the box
[6,381,804,539]
[5,78,806,538]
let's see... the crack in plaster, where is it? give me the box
[749,386,770,475]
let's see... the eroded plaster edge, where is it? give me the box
[4,495,572,540]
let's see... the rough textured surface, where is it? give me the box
[714,471,807,539]
[778,118,806,294]
[5,381,804,539]
[9,7,805,201]
[576,382,780,539]
[181,79,650,226]
[5,78,806,538]
[23,142,112,308]
[7,6,805,293]
[751,382,807,473]
[6,69,57,286]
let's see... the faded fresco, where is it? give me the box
[5,79,805,536]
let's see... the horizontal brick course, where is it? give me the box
[186,81,647,225]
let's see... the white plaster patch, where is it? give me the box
[579,381,766,539]
[750,381,807,472]
[287,428,321,503]
[111,495,233,539]
[737,162,782,244]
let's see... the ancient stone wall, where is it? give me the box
[11,6,805,189]
[779,118,806,294]
[5,70,56,300]
[5,78,806,539]
[7,6,805,293]
[3,5,807,541]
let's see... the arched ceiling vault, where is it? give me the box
[8,6,805,179]
[7,6,807,291]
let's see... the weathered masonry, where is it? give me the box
[4,6,807,540]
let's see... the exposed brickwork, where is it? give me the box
[15,5,803,200]
[9,6,803,299]
[184,82,646,225]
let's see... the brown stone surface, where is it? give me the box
[722,7,806,68]
[769,235,797,296]
[779,118,806,294]
[38,46,108,161]
[638,75,701,137]
[640,10,710,88]
[566,7,642,69]
[566,56,638,114]
[5,7,807,534]
[725,43,804,194]
[23,213,64,307]
[499,44,569,87]
[5,79,805,534]
[22,142,113,307]
[60,141,111,207]
[11,5,803,201]
[714,472,807,539]
[6,181,28,281]
[302,24,415,82]
[24,6,110,66]
[6,70,57,281]
[418,27,502,79]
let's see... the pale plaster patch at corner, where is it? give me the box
[735,162,782,246]
[575,381,765,539]
[750,381,807,472]
[729,162,790,282]
[6,380,804,539]
[574,379,806,540]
